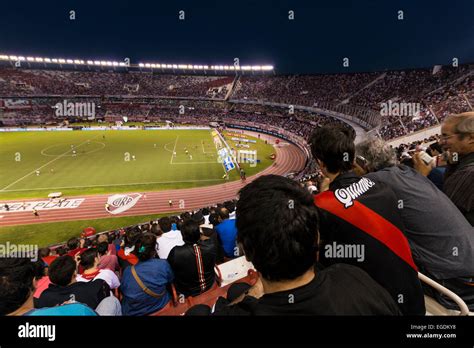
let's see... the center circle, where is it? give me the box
[41,141,106,157]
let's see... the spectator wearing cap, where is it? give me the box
[156,216,184,259]
[356,137,474,310]
[167,220,217,297]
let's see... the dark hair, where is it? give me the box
[79,248,98,270]
[209,213,220,226]
[97,242,109,256]
[124,227,141,248]
[158,217,172,233]
[201,207,210,216]
[150,223,163,236]
[39,247,51,258]
[49,256,77,286]
[180,211,191,221]
[134,233,157,262]
[429,142,443,154]
[67,237,79,250]
[0,258,35,315]
[218,207,230,220]
[236,175,319,281]
[55,247,67,256]
[224,200,235,213]
[180,219,201,244]
[309,125,355,174]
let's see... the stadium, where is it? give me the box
[0,1,473,345]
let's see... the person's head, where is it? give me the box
[150,223,163,237]
[134,233,157,262]
[218,207,230,221]
[48,256,77,286]
[180,219,201,244]
[191,211,205,225]
[78,248,99,270]
[355,138,397,174]
[55,246,67,256]
[97,234,108,244]
[309,125,355,178]
[67,237,79,250]
[158,216,172,233]
[0,258,37,315]
[124,227,141,248]
[38,247,51,259]
[224,200,235,213]
[236,175,319,282]
[209,212,220,226]
[97,242,109,256]
[440,112,474,156]
[428,142,443,156]
[201,207,210,216]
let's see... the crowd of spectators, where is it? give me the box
[1,64,472,139]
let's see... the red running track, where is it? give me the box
[0,136,306,228]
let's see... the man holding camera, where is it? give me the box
[414,112,474,226]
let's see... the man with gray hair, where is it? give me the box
[413,112,474,225]
[356,137,474,311]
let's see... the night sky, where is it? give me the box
[0,0,473,74]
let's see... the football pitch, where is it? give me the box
[0,129,275,200]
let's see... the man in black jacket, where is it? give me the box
[167,219,217,297]
[310,126,425,315]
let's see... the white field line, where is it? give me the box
[1,136,98,191]
[0,178,225,192]
[170,135,179,164]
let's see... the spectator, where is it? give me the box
[156,216,184,259]
[194,211,225,264]
[66,237,87,257]
[39,247,57,266]
[77,248,120,289]
[97,242,120,272]
[97,234,117,255]
[0,258,97,316]
[198,175,401,315]
[415,112,474,225]
[356,137,474,310]
[36,256,111,312]
[309,126,425,315]
[120,233,174,315]
[168,220,217,297]
[117,227,140,268]
[215,207,239,258]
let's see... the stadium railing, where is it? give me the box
[418,272,471,316]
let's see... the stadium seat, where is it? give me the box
[418,272,472,316]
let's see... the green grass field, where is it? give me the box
[0,128,274,246]
[0,213,174,246]
[0,129,274,200]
